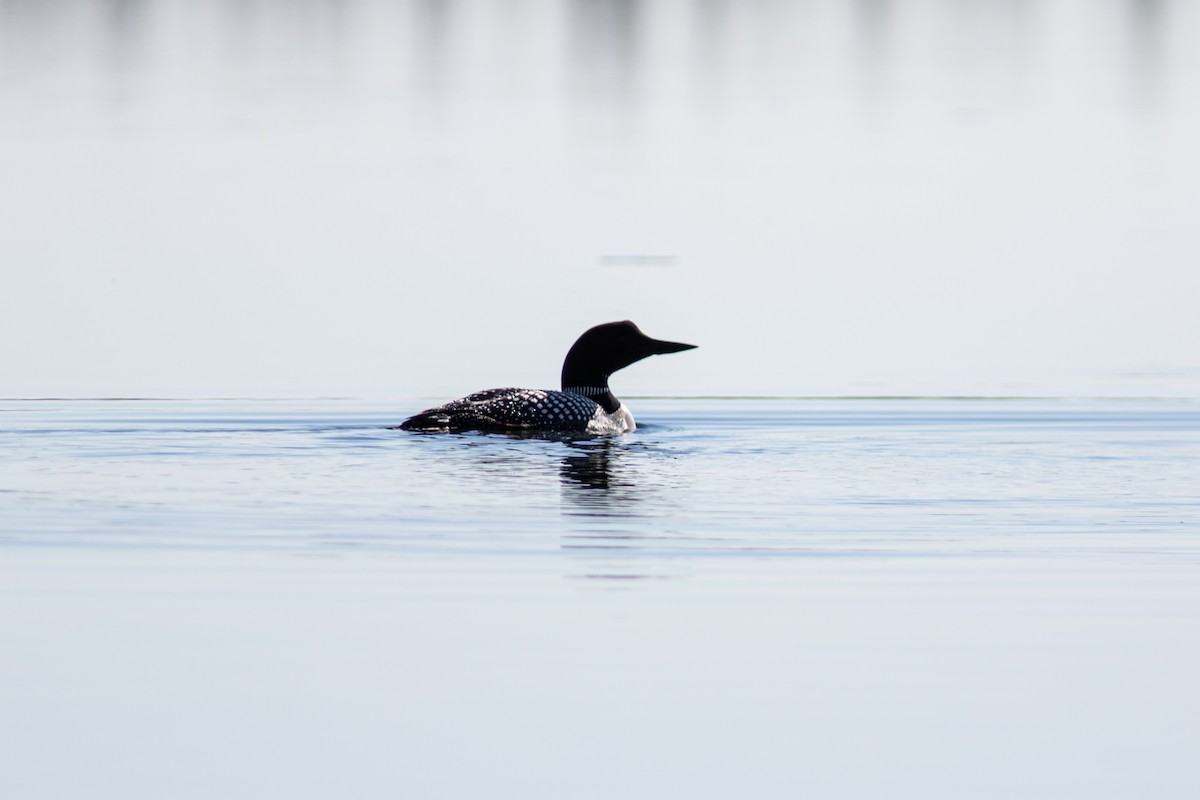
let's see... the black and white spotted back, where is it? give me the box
[398,388,601,433]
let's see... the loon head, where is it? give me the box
[560,321,696,395]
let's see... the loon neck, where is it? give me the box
[563,384,620,414]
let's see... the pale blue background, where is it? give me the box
[2,0,1198,398]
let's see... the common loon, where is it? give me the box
[398,321,696,434]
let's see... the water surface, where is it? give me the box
[2,398,1198,799]
[5,397,1198,562]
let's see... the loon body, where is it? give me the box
[398,321,696,434]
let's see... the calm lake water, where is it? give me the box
[2,397,1199,798]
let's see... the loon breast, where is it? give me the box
[398,388,607,433]
[587,402,635,435]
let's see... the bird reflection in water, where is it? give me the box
[559,439,675,582]
[559,439,642,515]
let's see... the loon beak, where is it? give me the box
[645,337,697,356]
